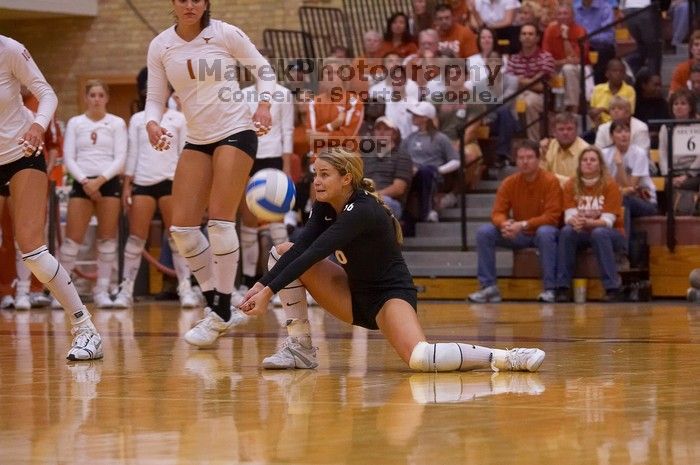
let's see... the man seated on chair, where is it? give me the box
[469,139,563,304]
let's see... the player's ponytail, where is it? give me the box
[318,147,403,245]
[361,177,404,246]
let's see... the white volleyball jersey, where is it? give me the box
[145,19,276,145]
[242,83,293,159]
[0,35,58,166]
[63,113,127,183]
[126,109,186,186]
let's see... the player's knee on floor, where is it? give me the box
[170,225,208,258]
[207,220,239,255]
[409,341,463,372]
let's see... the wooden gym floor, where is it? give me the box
[1,300,699,465]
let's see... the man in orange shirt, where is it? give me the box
[434,3,478,59]
[670,30,700,94]
[542,4,589,113]
[469,140,562,303]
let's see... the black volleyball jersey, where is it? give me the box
[260,190,415,294]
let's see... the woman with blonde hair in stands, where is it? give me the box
[60,79,127,309]
[555,146,626,303]
[113,92,198,309]
[239,147,545,372]
[0,34,102,360]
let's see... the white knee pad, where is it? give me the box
[60,238,80,259]
[267,245,281,271]
[125,235,146,258]
[269,222,289,245]
[167,235,178,253]
[170,225,209,258]
[97,238,117,255]
[409,341,462,372]
[207,220,239,256]
[21,246,59,283]
[240,225,258,245]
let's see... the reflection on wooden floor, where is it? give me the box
[1,301,700,464]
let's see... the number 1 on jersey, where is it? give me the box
[187,59,195,79]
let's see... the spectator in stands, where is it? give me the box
[506,23,556,141]
[555,145,626,302]
[468,0,520,54]
[467,27,511,92]
[404,29,443,90]
[595,96,650,151]
[543,3,589,113]
[409,0,436,36]
[691,64,700,115]
[371,62,419,139]
[670,31,700,94]
[401,101,459,228]
[434,3,478,59]
[469,140,562,303]
[379,12,419,58]
[575,0,615,84]
[515,1,546,33]
[305,59,365,153]
[330,45,351,58]
[362,30,384,59]
[589,58,636,128]
[602,120,657,242]
[371,53,420,102]
[658,90,700,199]
[540,112,589,186]
[668,0,691,50]
[363,116,413,218]
[621,0,661,75]
[633,68,670,149]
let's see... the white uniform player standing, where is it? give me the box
[0,34,102,360]
[113,103,199,308]
[60,80,128,309]
[145,0,274,347]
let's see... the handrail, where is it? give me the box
[648,117,700,252]
[457,75,552,250]
[577,2,660,132]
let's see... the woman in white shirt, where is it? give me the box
[61,80,127,309]
[0,35,102,361]
[145,0,273,348]
[113,95,197,309]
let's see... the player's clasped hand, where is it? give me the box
[239,282,270,316]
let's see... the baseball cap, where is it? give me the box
[406,101,436,119]
[374,116,398,130]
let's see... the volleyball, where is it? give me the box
[245,168,296,222]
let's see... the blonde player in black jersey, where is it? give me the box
[240,147,546,372]
[0,35,102,360]
[145,0,274,347]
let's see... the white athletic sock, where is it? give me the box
[59,237,80,275]
[21,245,91,325]
[168,236,191,285]
[240,225,259,279]
[269,222,289,245]
[122,235,146,282]
[408,341,494,372]
[268,247,309,321]
[96,238,117,286]
[207,220,239,295]
[170,225,213,293]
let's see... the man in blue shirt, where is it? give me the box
[575,0,616,84]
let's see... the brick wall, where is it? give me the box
[0,0,322,120]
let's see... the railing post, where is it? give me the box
[667,123,676,252]
[459,121,467,251]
